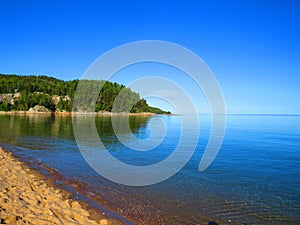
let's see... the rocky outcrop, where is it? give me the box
[28,105,51,113]
[0,93,21,105]
[51,95,61,106]
[0,92,71,112]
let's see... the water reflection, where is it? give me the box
[0,114,150,142]
[1,115,299,224]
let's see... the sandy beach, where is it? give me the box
[0,147,121,225]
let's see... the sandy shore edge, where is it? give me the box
[0,111,156,117]
[0,147,121,225]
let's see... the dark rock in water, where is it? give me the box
[208,222,219,225]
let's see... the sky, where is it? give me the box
[0,0,299,114]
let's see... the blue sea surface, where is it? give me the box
[0,114,299,224]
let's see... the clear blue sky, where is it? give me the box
[0,0,299,114]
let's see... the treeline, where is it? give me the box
[0,74,170,114]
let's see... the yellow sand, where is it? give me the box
[0,147,120,225]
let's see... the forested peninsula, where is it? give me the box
[0,74,170,114]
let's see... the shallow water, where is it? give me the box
[0,114,299,224]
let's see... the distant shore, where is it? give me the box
[0,147,122,225]
[0,111,157,117]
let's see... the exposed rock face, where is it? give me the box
[51,95,61,105]
[0,93,21,105]
[51,95,71,107]
[28,105,51,112]
[63,95,71,101]
[0,92,71,112]
[13,93,21,98]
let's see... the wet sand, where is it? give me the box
[0,147,120,225]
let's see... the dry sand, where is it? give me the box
[0,147,121,225]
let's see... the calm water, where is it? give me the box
[0,114,299,224]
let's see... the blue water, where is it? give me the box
[0,114,299,224]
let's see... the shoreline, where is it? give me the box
[0,111,157,117]
[0,146,127,225]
